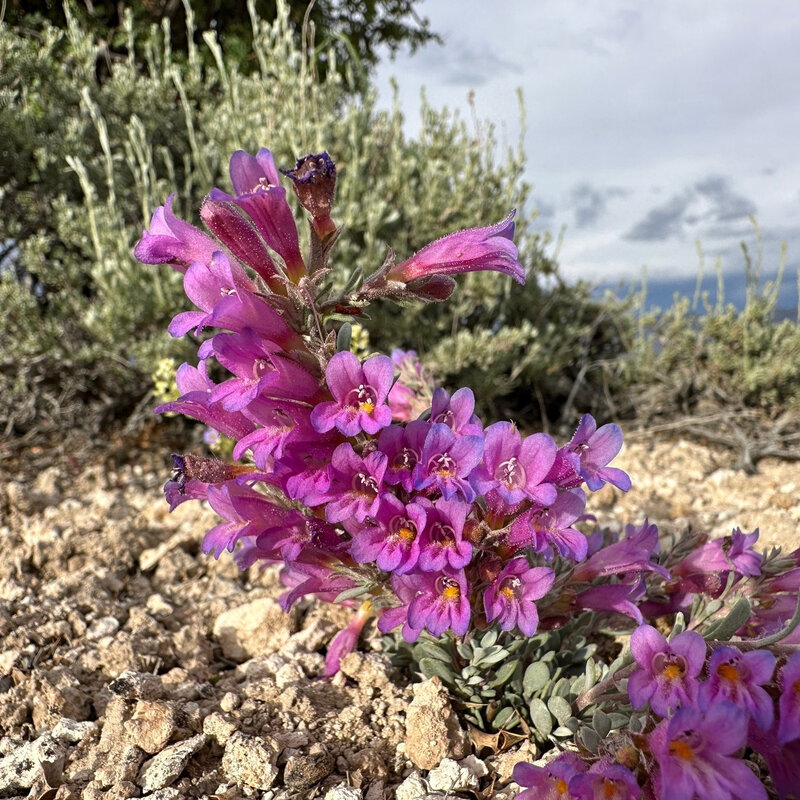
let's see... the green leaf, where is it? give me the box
[333,584,371,603]
[488,658,519,688]
[552,726,574,738]
[703,597,752,641]
[336,322,352,352]
[413,641,453,663]
[579,727,600,753]
[592,709,611,739]
[607,713,630,730]
[419,657,455,685]
[523,662,550,695]
[492,706,519,731]
[529,698,552,737]
[477,646,510,667]
[480,629,499,648]
[547,696,573,726]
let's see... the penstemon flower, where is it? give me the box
[138,145,800,800]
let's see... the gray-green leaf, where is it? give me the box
[523,662,550,695]
[529,698,552,737]
[547,696,572,726]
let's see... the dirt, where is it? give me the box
[0,432,796,799]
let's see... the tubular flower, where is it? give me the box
[386,211,525,286]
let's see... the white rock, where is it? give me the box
[324,785,362,800]
[86,615,120,640]
[428,758,479,791]
[137,733,207,792]
[395,771,429,800]
[213,598,292,662]
[221,731,279,790]
[52,717,97,743]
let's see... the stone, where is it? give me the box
[394,771,429,800]
[221,732,280,791]
[124,700,177,754]
[52,718,97,744]
[323,786,362,800]
[339,653,392,688]
[427,758,479,792]
[136,734,206,793]
[283,743,334,790]
[108,670,164,701]
[202,712,238,746]
[95,744,146,786]
[213,599,293,662]
[86,616,120,641]
[0,734,65,795]
[404,677,469,770]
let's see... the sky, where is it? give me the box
[373,1,800,293]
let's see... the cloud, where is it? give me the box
[568,183,629,228]
[624,192,692,241]
[624,175,757,242]
[405,40,520,87]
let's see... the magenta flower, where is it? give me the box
[386,211,525,285]
[234,399,318,467]
[508,489,588,561]
[472,422,557,507]
[574,580,645,624]
[417,497,472,572]
[748,722,800,800]
[512,752,586,800]
[378,420,429,492]
[698,645,776,731]
[429,386,483,436]
[324,601,371,676]
[208,148,306,282]
[571,519,669,582]
[311,351,394,437]
[650,702,767,800]
[379,569,471,642]
[568,759,640,800]
[483,559,554,636]
[627,624,706,716]
[412,423,484,502]
[778,652,800,745]
[567,414,631,492]
[134,193,218,272]
[154,361,255,442]
[405,568,471,640]
[674,527,763,580]
[349,494,426,575]
[323,443,387,524]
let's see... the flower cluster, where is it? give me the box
[138,146,800,797]
[136,147,641,667]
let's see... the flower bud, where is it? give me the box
[281,152,337,239]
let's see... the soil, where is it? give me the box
[0,432,797,799]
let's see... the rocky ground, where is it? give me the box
[0,433,797,799]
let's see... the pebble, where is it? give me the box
[324,786,363,800]
[87,615,120,640]
[0,734,65,794]
[221,732,280,790]
[137,733,207,792]
[404,678,469,770]
[427,758,479,791]
[213,598,294,662]
[283,742,334,790]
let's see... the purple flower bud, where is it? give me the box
[507,489,588,561]
[628,624,706,716]
[429,387,483,436]
[280,152,337,239]
[386,212,525,285]
[324,601,372,676]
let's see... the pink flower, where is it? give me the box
[386,212,525,285]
